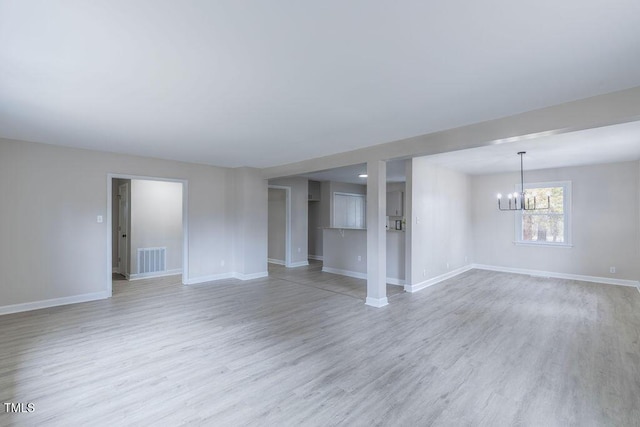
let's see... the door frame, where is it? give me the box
[267,185,291,268]
[106,173,189,297]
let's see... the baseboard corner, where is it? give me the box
[405,264,473,293]
[288,260,309,268]
[365,297,389,308]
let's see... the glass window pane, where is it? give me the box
[523,186,563,213]
[522,214,564,242]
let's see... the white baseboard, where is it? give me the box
[233,271,269,281]
[268,258,285,265]
[129,269,183,281]
[185,270,269,285]
[322,267,366,280]
[0,291,110,316]
[184,272,234,285]
[472,264,640,288]
[288,260,309,268]
[308,255,324,261]
[405,265,473,293]
[321,267,404,286]
[365,297,389,308]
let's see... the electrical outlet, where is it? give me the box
[96,215,103,223]
[464,256,468,263]
[416,217,420,224]
[423,269,426,277]
[357,255,362,261]
[297,247,301,253]
[220,260,225,267]
[610,267,616,274]
[446,262,450,269]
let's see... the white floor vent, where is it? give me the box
[137,247,166,274]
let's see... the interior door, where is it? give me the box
[118,183,129,276]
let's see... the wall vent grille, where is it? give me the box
[137,247,166,274]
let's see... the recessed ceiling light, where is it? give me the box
[358,174,368,178]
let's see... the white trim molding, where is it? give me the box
[322,266,366,279]
[233,271,269,281]
[129,269,183,281]
[0,291,110,316]
[365,297,389,308]
[308,255,324,261]
[269,259,308,268]
[288,261,309,268]
[472,264,640,288]
[185,271,269,285]
[405,265,473,293]
[515,180,572,247]
[321,267,404,286]
[184,272,234,285]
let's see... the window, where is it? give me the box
[516,181,571,246]
[333,192,366,229]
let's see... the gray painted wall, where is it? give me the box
[323,229,405,281]
[386,182,406,193]
[231,167,268,277]
[130,179,183,274]
[320,181,331,228]
[268,177,309,265]
[472,160,640,281]
[410,159,473,284]
[268,188,286,262]
[0,138,249,308]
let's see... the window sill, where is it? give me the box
[512,241,573,248]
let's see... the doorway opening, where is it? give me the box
[107,174,188,296]
[267,185,291,267]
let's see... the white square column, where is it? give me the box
[366,160,388,308]
[404,159,413,291]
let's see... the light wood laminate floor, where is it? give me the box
[268,260,406,300]
[1,267,639,426]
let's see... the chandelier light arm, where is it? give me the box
[496,151,550,211]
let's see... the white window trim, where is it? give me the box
[514,180,572,247]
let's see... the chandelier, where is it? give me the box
[497,152,550,211]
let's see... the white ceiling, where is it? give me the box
[300,160,407,184]
[418,120,640,175]
[299,120,640,183]
[2,1,640,168]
